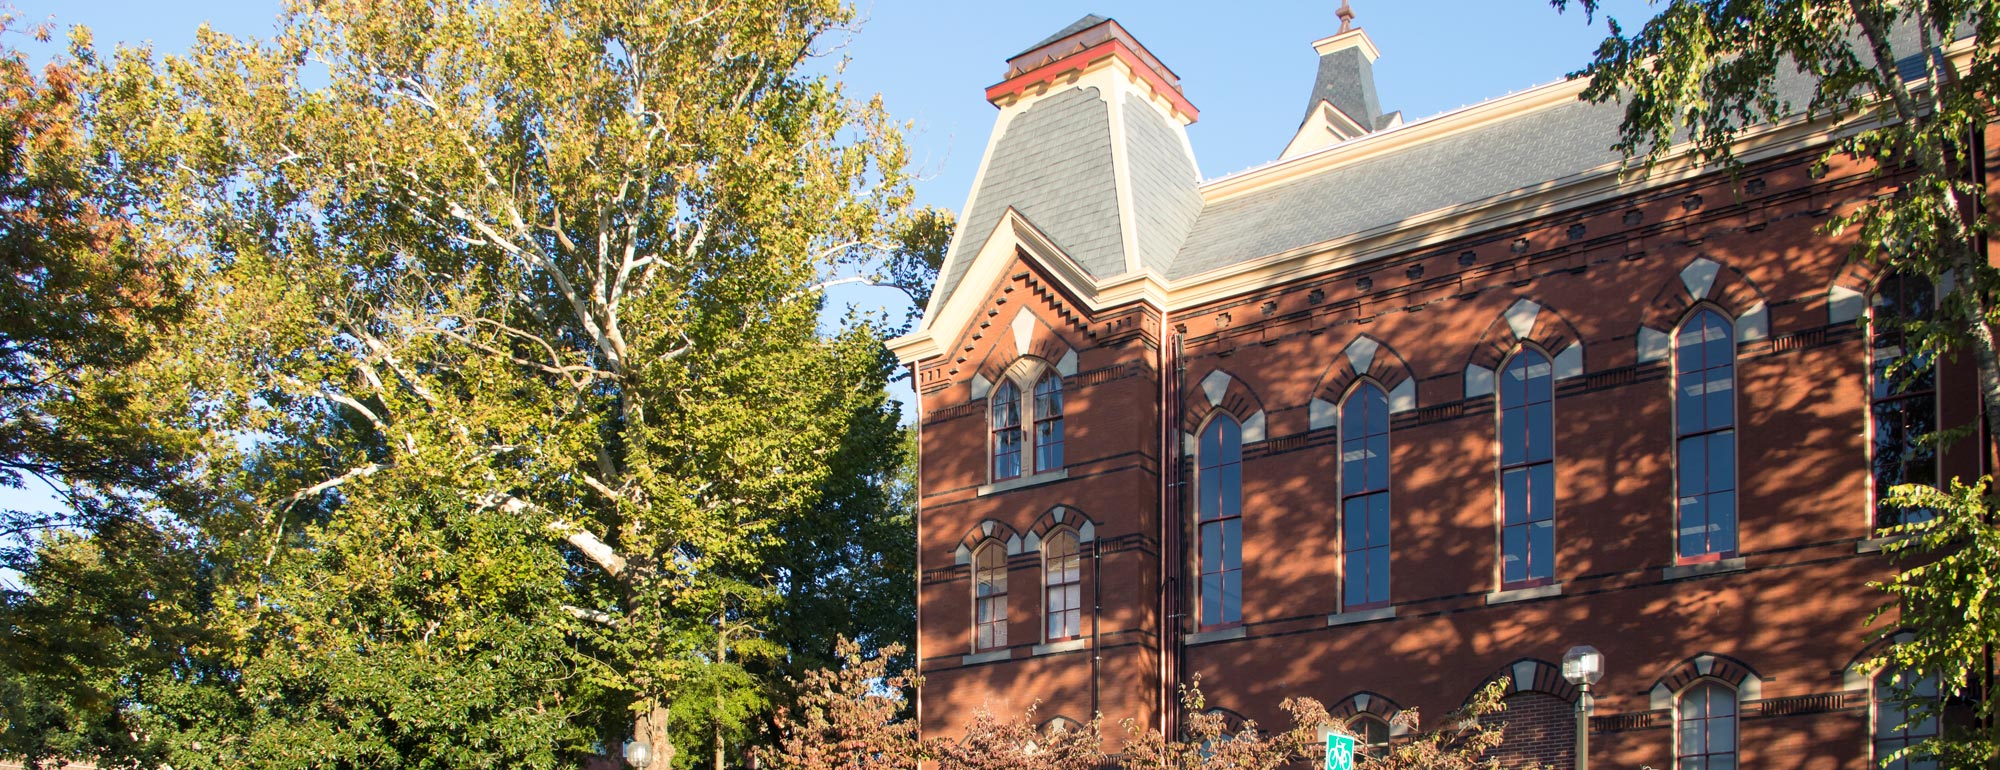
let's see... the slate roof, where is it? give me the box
[938,86,1125,306]
[1123,92,1205,273]
[1301,45,1382,130]
[1018,14,1109,58]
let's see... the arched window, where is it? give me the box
[1342,382,1392,609]
[1674,309,1738,560]
[1676,681,1738,770]
[972,543,1008,651]
[1034,372,1065,473]
[991,380,1023,481]
[1872,273,1938,528]
[1348,715,1391,759]
[1499,349,1556,587]
[1044,529,1082,641]
[1197,415,1243,628]
[1874,669,1939,770]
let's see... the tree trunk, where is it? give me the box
[636,704,673,769]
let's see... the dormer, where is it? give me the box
[1281,1,1403,160]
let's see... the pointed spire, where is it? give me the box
[1336,0,1356,33]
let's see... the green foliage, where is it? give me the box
[0,0,928,766]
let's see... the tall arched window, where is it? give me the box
[1874,669,1939,770]
[1674,309,1737,560]
[1872,274,1938,528]
[1034,372,1065,474]
[1500,349,1556,587]
[1341,382,1392,609]
[973,543,1008,651]
[1676,682,1738,770]
[991,380,1023,481]
[1197,415,1243,628]
[1043,529,1082,641]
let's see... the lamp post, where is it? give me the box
[623,740,653,769]
[1561,645,1604,770]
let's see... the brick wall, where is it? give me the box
[1483,692,1575,770]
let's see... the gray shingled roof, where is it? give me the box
[1018,14,1109,58]
[937,86,1125,306]
[1124,92,1204,274]
[1301,45,1382,131]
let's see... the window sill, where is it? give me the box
[1486,583,1564,605]
[1184,626,1247,646]
[1032,638,1089,656]
[1326,606,1398,627]
[977,468,1069,497]
[960,648,1016,666]
[1857,535,1916,554]
[1661,556,1747,582]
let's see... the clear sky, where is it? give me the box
[1,0,1663,518]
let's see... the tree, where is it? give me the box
[759,638,921,770]
[0,0,926,766]
[1547,0,2000,763]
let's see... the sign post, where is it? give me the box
[1324,733,1356,770]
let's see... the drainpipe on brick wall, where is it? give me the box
[910,361,924,740]
[1091,535,1102,719]
[1158,330,1186,741]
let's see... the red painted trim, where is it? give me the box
[984,39,1200,122]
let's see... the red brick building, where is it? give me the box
[889,11,1982,769]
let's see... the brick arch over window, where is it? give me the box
[1841,628,1918,690]
[1827,259,1884,326]
[1021,505,1099,553]
[1470,658,1580,706]
[965,305,1080,403]
[1181,367,1269,445]
[1463,298,1588,399]
[1329,691,1406,727]
[1647,652,1765,709]
[1309,335,1418,431]
[952,520,1025,567]
[1634,257,1772,364]
[968,351,1074,402]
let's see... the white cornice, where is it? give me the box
[1311,28,1381,62]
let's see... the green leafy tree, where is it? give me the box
[0,0,925,766]
[1548,0,2000,764]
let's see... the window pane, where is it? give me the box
[1344,558,1366,607]
[1366,435,1390,491]
[1366,389,1388,436]
[1368,547,1390,604]
[1705,367,1734,428]
[1500,357,1525,407]
[1199,468,1221,522]
[1369,493,1390,546]
[1503,468,1529,525]
[1710,710,1735,751]
[1201,522,1222,573]
[1502,526,1527,583]
[1529,520,1555,580]
[1220,465,1242,519]
[1526,402,1552,461]
[1679,435,1708,494]
[1342,446,1365,496]
[1222,571,1242,623]
[1202,574,1222,626]
[1344,497,1368,548]
[1708,491,1737,554]
[1501,409,1525,466]
[1707,432,1735,495]
[1529,463,1555,522]
[1223,520,1242,570]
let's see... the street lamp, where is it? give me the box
[623,739,653,768]
[1562,645,1604,770]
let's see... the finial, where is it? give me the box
[1336,0,1356,33]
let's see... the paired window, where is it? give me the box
[1675,681,1738,770]
[1342,383,1392,609]
[1874,669,1940,770]
[1499,350,1557,587]
[989,370,1066,482]
[1674,310,1739,561]
[1197,415,1244,628]
[1872,274,1939,528]
[1044,529,1082,641]
[972,543,1008,651]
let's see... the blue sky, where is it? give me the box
[1,1,1662,518]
